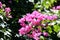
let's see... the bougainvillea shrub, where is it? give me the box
[18,10,58,40]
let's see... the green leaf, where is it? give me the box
[0,9,3,13]
[41,0,56,9]
[47,26,52,33]
[42,0,50,9]
[53,25,60,32]
[50,0,56,3]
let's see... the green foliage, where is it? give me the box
[40,36,45,40]
[47,26,52,33]
[42,0,56,9]
[34,0,57,12]
[53,25,60,32]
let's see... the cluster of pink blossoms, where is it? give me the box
[5,7,12,18]
[53,5,60,10]
[0,2,2,8]
[18,10,57,40]
[0,2,12,18]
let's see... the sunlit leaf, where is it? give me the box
[47,26,52,33]
[53,25,60,32]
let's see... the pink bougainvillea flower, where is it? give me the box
[30,14,36,18]
[31,18,40,26]
[0,2,2,8]
[47,15,57,20]
[32,10,40,16]
[5,7,11,13]
[43,32,48,37]
[56,6,60,10]
[25,16,32,22]
[18,18,25,23]
[32,31,41,40]
[26,13,31,16]
[19,27,26,35]
[5,7,12,18]
[25,25,32,33]
[52,6,60,10]
[20,23,26,27]
[37,14,45,20]
[19,25,32,35]
[7,15,12,18]
[52,7,56,10]
[27,29,42,40]
[47,16,53,20]
[6,13,12,18]
[52,15,57,20]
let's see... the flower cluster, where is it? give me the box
[0,2,2,8]
[5,7,12,18]
[18,10,57,40]
[0,2,12,18]
[53,5,60,10]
